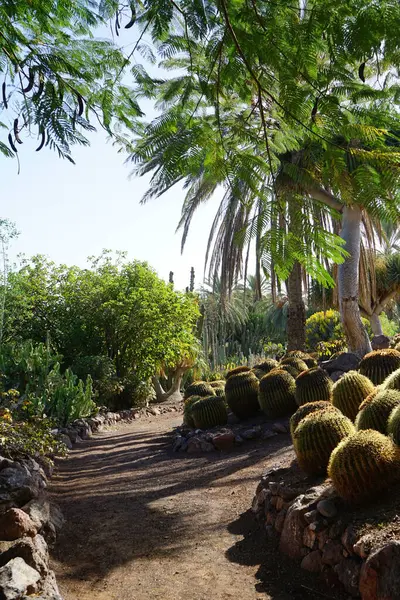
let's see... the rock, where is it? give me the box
[0,557,40,599]
[241,427,261,440]
[371,334,390,350]
[148,407,161,416]
[317,498,337,519]
[227,413,240,425]
[304,510,318,524]
[334,558,361,597]
[279,492,321,559]
[359,541,400,600]
[272,422,287,434]
[56,433,73,450]
[274,510,287,534]
[265,525,275,540]
[65,429,81,443]
[173,435,185,452]
[330,370,345,382]
[22,497,63,543]
[317,529,330,550]
[279,486,300,502]
[321,352,359,374]
[212,431,235,451]
[0,509,37,541]
[261,429,276,440]
[199,440,214,452]
[353,534,373,560]
[322,540,344,566]
[268,482,280,495]
[25,570,63,600]
[0,467,40,510]
[303,526,317,549]
[341,525,358,555]
[275,497,286,511]
[301,550,323,573]
[186,437,202,453]
[234,435,244,445]
[0,535,49,577]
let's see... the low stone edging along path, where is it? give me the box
[49,411,346,600]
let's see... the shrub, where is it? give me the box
[290,401,341,436]
[359,349,400,385]
[258,369,297,418]
[332,371,375,421]
[45,367,96,427]
[295,367,333,406]
[293,409,355,475]
[328,430,400,503]
[225,371,260,419]
[315,339,347,361]
[0,419,67,464]
[183,381,215,400]
[305,310,343,351]
[183,395,202,428]
[191,396,228,429]
[355,389,400,433]
[225,365,250,379]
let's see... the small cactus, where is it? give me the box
[280,357,309,375]
[183,395,202,428]
[355,388,400,433]
[332,371,375,421]
[225,365,250,380]
[252,367,268,380]
[290,401,340,436]
[209,380,225,397]
[328,430,400,503]
[191,396,228,429]
[279,364,301,378]
[382,367,400,391]
[293,409,355,475]
[258,369,297,418]
[359,349,400,385]
[284,351,317,368]
[225,371,260,419]
[184,381,215,400]
[295,367,333,406]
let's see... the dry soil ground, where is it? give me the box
[50,412,345,600]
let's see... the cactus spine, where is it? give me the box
[332,371,375,421]
[295,367,333,406]
[258,369,297,418]
[359,349,400,385]
[328,430,400,503]
[191,396,228,429]
[225,371,260,419]
[293,409,355,475]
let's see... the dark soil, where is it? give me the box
[50,412,347,599]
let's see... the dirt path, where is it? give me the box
[50,413,339,600]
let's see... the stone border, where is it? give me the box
[252,467,399,599]
[0,455,64,599]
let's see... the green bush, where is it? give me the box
[295,367,333,406]
[359,349,400,385]
[332,371,375,421]
[328,430,400,503]
[293,409,355,475]
[355,388,400,433]
[305,310,343,351]
[191,396,228,429]
[225,371,260,419]
[258,369,297,418]
[0,419,67,464]
[45,366,96,427]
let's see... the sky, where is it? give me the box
[0,24,223,291]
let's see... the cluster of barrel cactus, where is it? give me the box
[359,349,400,385]
[332,371,375,421]
[191,396,228,429]
[225,370,260,419]
[295,367,333,406]
[258,369,297,418]
[328,430,400,503]
[293,409,355,475]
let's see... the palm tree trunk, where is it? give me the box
[286,261,306,351]
[338,206,372,357]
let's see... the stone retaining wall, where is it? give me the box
[252,467,400,599]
